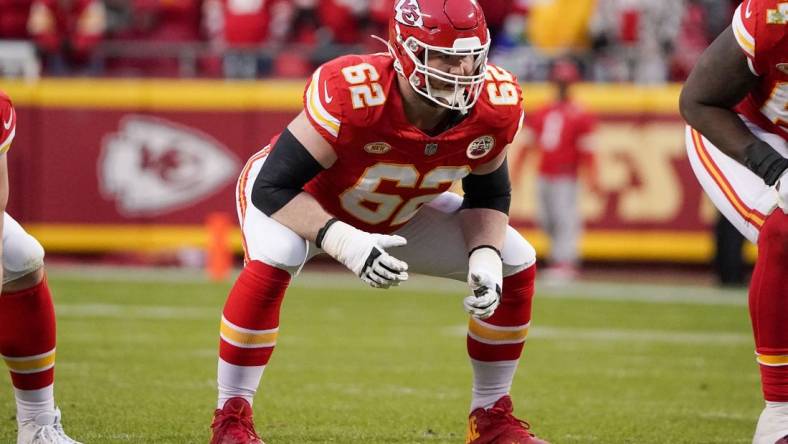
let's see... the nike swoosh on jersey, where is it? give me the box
[745,0,753,18]
[3,108,12,131]
[323,81,333,103]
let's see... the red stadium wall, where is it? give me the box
[0,79,749,262]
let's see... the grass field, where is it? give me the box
[0,267,763,443]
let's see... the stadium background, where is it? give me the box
[0,1,767,443]
[0,0,754,266]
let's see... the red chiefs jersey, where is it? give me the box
[527,100,595,177]
[732,0,788,139]
[28,0,104,53]
[294,53,523,233]
[0,90,17,155]
[222,0,291,45]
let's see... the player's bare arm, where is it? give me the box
[680,25,788,191]
[679,27,760,161]
[250,111,408,289]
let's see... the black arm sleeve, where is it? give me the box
[250,128,325,216]
[460,158,512,214]
[744,140,788,186]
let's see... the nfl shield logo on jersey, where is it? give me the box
[424,143,438,156]
[466,135,495,159]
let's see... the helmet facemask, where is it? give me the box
[392,26,490,114]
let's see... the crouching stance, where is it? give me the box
[680,1,788,443]
[208,1,549,443]
[0,92,80,443]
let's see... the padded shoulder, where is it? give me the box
[303,54,396,144]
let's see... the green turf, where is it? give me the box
[0,270,762,443]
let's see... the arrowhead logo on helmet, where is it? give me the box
[395,0,423,27]
[388,0,491,114]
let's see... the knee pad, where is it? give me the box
[483,265,535,327]
[238,260,291,305]
[3,231,44,284]
[502,227,536,277]
[502,265,536,301]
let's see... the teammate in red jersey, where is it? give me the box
[513,59,597,281]
[209,1,549,443]
[680,1,788,443]
[0,92,81,443]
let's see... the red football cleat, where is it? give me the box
[210,397,264,444]
[466,395,549,444]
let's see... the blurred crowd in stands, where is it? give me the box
[0,0,740,81]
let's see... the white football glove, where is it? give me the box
[777,170,788,214]
[463,247,503,319]
[319,220,409,289]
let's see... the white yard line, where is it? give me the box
[55,303,215,320]
[46,264,747,306]
[54,301,750,346]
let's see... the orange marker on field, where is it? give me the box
[206,212,232,281]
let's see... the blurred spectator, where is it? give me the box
[27,0,106,75]
[526,0,595,55]
[368,0,393,38]
[311,0,393,65]
[316,0,366,45]
[512,59,598,281]
[203,0,294,78]
[129,0,203,42]
[697,0,738,39]
[589,0,684,83]
[669,0,709,81]
[0,0,33,39]
[101,0,204,76]
[478,0,523,44]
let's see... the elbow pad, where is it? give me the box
[250,129,325,216]
[461,158,512,214]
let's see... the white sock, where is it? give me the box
[766,401,788,410]
[15,385,55,424]
[217,359,265,409]
[753,401,788,444]
[470,359,519,412]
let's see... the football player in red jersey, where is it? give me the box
[513,59,597,282]
[680,1,788,443]
[209,1,549,443]
[0,92,81,443]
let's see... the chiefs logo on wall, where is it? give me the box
[394,0,423,27]
[99,116,240,216]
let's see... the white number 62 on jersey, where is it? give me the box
[485,65,519,106]
[341,163,471,225]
